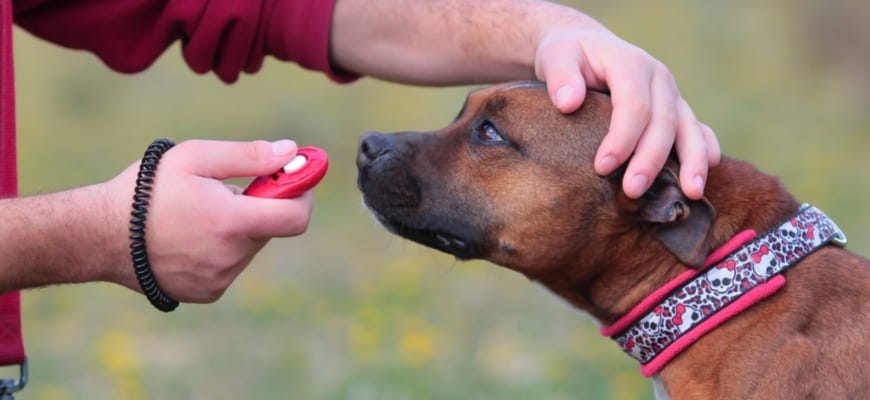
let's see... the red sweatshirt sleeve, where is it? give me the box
[12,0,359,84]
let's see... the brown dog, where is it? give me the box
[355,81,869,399]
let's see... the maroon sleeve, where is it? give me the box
[12,0,359,84]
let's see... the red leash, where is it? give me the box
[0,0,29,397]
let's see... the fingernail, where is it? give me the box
[271,140,296,156]
[597,155,619,174]
[630,174,649,194]
[555,85,575,108]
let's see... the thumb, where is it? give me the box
[172,139,298,180]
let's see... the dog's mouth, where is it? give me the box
[367,208,484,260]
[356,129,489,260]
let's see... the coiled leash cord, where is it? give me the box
[129,138,180,312]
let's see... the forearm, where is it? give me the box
[0,183,128,292]
[330,0,606,85]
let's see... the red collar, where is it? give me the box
[600,204,847,377]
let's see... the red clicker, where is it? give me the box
[243,146,329,199]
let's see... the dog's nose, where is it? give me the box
[357,131,392,168]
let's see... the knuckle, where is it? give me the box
[190,266,226,304]
[624,47,653,67]
[244,140,271,163]
[630,159,666,177]
[701,123,718,141]
[293,219,311,236]
[210,213,241,240]
[203,287,227,304]
[677,122,706,147]
[621,97,651,120]
[286,213,311,236]
[654,111,679,131]
[654,60,675,79]
[199,258,239,302]
[629,145,670,173]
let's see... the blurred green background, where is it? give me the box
[6,0,868,399]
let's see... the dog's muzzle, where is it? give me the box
[356,131,486,260]
[356,131,422,209]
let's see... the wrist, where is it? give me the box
[53,182,131,286]
[92,178,138,289]
[127,139,180,312]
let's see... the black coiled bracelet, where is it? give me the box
[129,138,180,312]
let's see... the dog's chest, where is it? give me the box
[652,378,671,400]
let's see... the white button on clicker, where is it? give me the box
[283,155,308,174]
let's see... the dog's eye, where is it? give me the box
[475,121,505,143]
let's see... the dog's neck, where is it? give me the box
[535,157,849,381]
[602,204,846,376]
[541,157,800,322]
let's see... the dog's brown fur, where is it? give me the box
[356,81,870,399]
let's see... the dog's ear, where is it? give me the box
[615,163,716,268]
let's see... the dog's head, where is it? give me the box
[356,81,716,295]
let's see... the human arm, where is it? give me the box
[329,0,721,199]
[6,0,718,299]
[0,140,310,302]
[9,1,331,299]
[15,0,718,199]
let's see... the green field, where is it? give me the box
[6,1,868,399]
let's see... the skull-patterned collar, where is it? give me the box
[600,204,847,377]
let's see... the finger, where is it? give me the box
[621,72,679,199]
[231,191,314,239]
[701,123,722,167]
[674,98,709,200]
[170,139,298,180]
[594,59,654,177]
[535,38,588,113]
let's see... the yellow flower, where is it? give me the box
[93,330,146,400]
[398,318,436,367]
